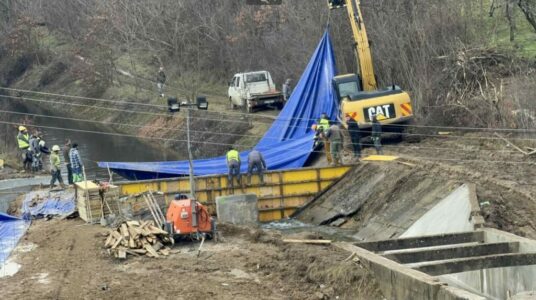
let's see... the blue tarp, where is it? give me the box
[0,213,30,263]
[21,191,76,219]
[99,31,338,180]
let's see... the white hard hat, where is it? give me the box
[52,145,60,152]
[39,140,46,147]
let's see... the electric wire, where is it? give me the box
[4,86,536,133]
[0,109,532,155]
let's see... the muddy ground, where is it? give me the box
[0,219,382,300]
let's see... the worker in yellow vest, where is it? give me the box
[16,126,32,171]
[226,147,241,188]
[317,113,332,164]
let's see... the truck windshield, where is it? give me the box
[245,73,267,83]
[338,81,359,99]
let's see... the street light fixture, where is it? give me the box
[167,96,209,198]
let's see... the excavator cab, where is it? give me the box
[328,0,346,9]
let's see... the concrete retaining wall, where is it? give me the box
[441,229,536,299]
[336,242,485,300]
[216,194,258,225]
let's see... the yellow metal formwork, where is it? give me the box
[117,165,352,222]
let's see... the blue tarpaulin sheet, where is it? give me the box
[0,213,30,263]
[99,31,338,180]
[21,191,76,219]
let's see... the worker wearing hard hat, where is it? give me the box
[49,145,66,190]
[371,115,383,155]
[317,113,332,164]
[226,147,241,188]
[326,122,343,166]
[16,126,32,171]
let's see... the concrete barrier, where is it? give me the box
[216,194,258,225]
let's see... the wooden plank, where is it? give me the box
[117,248,127,259]
[144,243,160,258]
[111,236,123,249]
[120,224,130,238]
[148,225,168,235]
[282,239,332,245]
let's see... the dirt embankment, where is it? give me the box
[0,219,383,300]
[300,132,536,240]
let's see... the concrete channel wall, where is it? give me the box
[336,242,486,300]
[441,229,536,299]
[0,177,49,213]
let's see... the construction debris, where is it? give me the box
[104,220,172,259]
[282,239,332,245]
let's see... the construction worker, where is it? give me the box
[69,143,84,182]
[16,126,32,171]
[282,78,292,102]
[346,115,361,159]
[326,122,343,166]
[247,149,266,185]
[63,139,73,185]
[371,115,383,155]
[226,147,241,187]
[49,145,65,190]
[317,113,332,164]
[156,66,166,97]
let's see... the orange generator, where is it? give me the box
[164,194,216,240]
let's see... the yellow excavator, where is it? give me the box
[328,0,413,129]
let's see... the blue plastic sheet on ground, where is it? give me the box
[21,190,76,219]
[99,30,338,180]
[0,213,30,263]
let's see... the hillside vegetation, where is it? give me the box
[1,0,536,163]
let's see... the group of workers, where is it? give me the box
[17,126,85,190]
[313,112,383,165]
[224,112,383,186]
[226,147,267,188]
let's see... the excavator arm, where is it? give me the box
[330,0,377,91]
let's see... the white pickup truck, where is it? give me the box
[228,71,284,113]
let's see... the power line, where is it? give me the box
[0,109,531,155]
[4,115,536,167]
[5,95,536,145]
[4,85,536,134]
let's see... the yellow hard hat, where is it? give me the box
[52,145,61,152]
[19,126,27,131]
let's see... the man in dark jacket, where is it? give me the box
[346,116,361,159]
[371,115,383,155]
[156,66,166,97]
[63,139,73,185]
[247,149,267,185]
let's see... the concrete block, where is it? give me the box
[216,194,258,225]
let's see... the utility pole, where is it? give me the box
[167,95,208,200]
[186,107,196,198]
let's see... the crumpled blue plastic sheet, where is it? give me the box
[21,190,76,219]
[99,30,338,180]
[0,213,30,263]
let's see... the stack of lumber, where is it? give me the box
[75,181,120,223]
[104,220,172,259]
